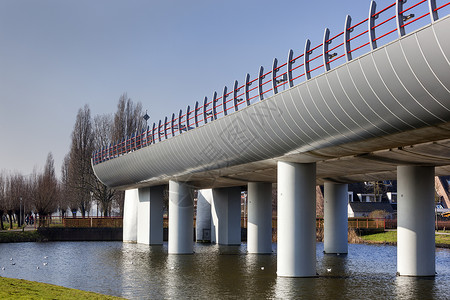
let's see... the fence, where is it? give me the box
[32,216,122,228]
[63,217,123,228]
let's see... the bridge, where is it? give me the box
[92,0,450,277]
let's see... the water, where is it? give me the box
[1,242,449,299]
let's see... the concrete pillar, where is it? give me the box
[211,187,241,245]
[123,189,139,243]
[137,186,164,245]
[397,166,435,276]
[247,182,273,254]
[196,189,212,242]
[277,161,316,277]
[168,181,194,254]
[324,182,348,254]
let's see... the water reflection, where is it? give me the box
[274,277,320,299]
[0,242,449,299]
[395,277,437,299]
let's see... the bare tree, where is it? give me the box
[91,113,117,216]
[111,94,145,215]
[5,172,25,228]
[68,104,94,217]
[112,93,145,142]
[60,154,76,217]
[34,153,59,226]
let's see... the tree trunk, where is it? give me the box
[8,212,13,230]
[0,211,4,230]
[14,209,21,227]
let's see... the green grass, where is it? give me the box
[0,276,124,299]
[361,230,450,247]
[436,234,450,245]
[361,231,397,244]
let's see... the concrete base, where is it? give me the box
[137,186,164,245]
[123,189,139,243]
[277,162,316,277]
[168,181,194,254]
[196,189,212,242]
[247,182,273,254]
[211,187,241,245]
[397,166,435,276]
[324,182,348,254]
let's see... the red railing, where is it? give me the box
[92,0,450,165]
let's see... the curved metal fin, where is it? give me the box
[323,28,331,71]
[304,39,311,80]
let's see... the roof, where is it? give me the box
[349,202,394,213]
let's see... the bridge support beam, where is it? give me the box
[137,186,164,245]
[123,189,139,243]
[324,182,348,254]
[277,161,316,277]
[397,166,435,277]
[196,189,212,242]
[211,187,241,245]
[168,181,194,254]
[247,182,273,254]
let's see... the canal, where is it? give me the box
[1,242,449,299]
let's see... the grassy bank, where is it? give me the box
[0,276,124,299]
[361,230,450,247]
[0,230,43,243]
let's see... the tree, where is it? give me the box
[91,114,117,216]
[5,172,25,229]
[68,105,94,217]
[34,153,59,226]
[60,154,76,217]
[112,93,145,142]
[111,94,145,215]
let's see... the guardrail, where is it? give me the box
[92,0,450,165]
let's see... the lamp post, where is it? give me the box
[19,197,22,227]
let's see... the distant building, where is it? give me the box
[348,202,395,218]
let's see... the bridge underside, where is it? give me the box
[143,122,450,189]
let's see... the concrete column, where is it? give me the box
[137,186,164,245]
[196,189,212,242]
[123,189,139,243]
[247,182,273,254]
[211,187,241,245]
[168,181,194,254]
[277,161,316,277]
[397,166,435,276]
[324,182,348,254]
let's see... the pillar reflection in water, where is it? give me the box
[119,243,168,299]
[395,277,436,299]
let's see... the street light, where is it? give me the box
[19,197,22,227]
[143,110,150,125]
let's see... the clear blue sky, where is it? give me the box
[0,0,374,177]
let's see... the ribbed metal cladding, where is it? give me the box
[93,17,450,189]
